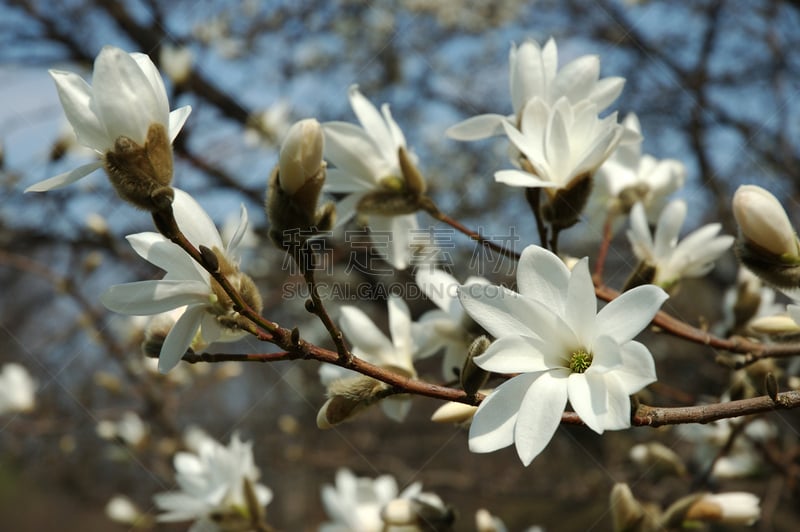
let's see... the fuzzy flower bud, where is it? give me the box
[733,185,800,259]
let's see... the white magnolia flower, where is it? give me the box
[447,38,625,141]
[101,188,252,373]
[585,113,686,232]
[458,245,667,465]
[323,85,420,270]
[96,411,149,447]
[494,97,626,192]
[153,433,272,530]
[627,200,734,288]
[320,468,422,532]
[0,363,36,415]
[414,268,489,379]
[320,295,419,421]
[26,45,191,193]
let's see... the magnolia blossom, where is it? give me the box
[447,38,624,140]
[494,97,626,192]
[319,295,421,421]
[627,200,734,288]
[733,184,799,259]
[585,113,685,232]
[323,85,420,269]
[458,245,667,465]
[101,188,252,373]
[687,493,761,526]
[153,433,272,530]
[0,363,36,415]
[320,468,424,532]
[26,45,191,193]
[414,268,489,379]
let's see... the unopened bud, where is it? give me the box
[279,119,324,195]
[609,483,649,532]
[431,400,478,425]
[317,376,389,428]
[749,314,800,335]
[462,336,491,397]
[733,185,799,259]
[629,442,687,478]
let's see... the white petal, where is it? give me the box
[416,268,458,312]
[494,170,556,189]
[609,340,657,394]
[564,258,596,345]
[339,306,393,360]
[367,214,417,270]
[158,305,205,373]
[516,245,569,314]
[554,55,600,103]
[588,334,624,373]
[588,77,625,112]
[126,233,205,281]
[457,285,540,339]
[24,161,103,192]
[225,204,249,255]
[48,70,109,151]
[381,396,412,422]
[100,280,211,315]
[323,122,388,185]
[168,106,192,142]
[566,373,607,433]
[468,373,535,453]
[348,86,394,161]
[544,103,571,184]
[171,189,224,250]
[473,335,551,374]
[514,370,569,465]
[388,295,412,356]
[445,114,509,140]
[93,46,164,143]
[654,200,687,260]
[595,374,633,430]
[130,52,170,121]
[627,202,654,261]
[331,192,362,228]
[595,285,668,344]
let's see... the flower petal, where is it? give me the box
[610,340,657,394]
[24,161,103,192]
[158,305,205,373]
[48,70,109,151]
[564,258,596,345]
[494,169,557,189]
[323,122,389,186]
[348,86,395,162]
[594,285,668,344]
[101,280,211,315]
[514,370,569,465]
[468,373,535,454]
[566,372,607,434]
[473,335,551,374]
[416,268,458,312]
[168,105,192,142]
[171,188,224,251]
[339,306,393,361]
[446,114,508,141]
[126,232,206,281]
[388,295,412,357]
[653,200,686,260]
[381,396,412,422]
[367,213,417,270]
[516,245,569,314]
[457,285,540,339]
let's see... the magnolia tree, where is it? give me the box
[4,1,800,531]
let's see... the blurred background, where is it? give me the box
[1,0,800,530]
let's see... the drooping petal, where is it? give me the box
[367,213,417,270]
[24,160,103,192]
[100,280,211,315]
[566,372,609,434]
[416,268,458,312]
[445,114,509,141]
[339,306,393,360]
[514,370,569,465]
[468,373,536,454]
[594,285,668,344]
[387,295,412,358]
[48,70,109,151]
[516,245,570,315]
[158,305,205,373]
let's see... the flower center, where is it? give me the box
[569,349,593,373]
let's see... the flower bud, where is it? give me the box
[316,376,389,429]
[461,335,491,397]
[733,185,800,259]
[430,400,478,425]
[629,442,687,478]
[279,119,324,195]
[684,492,760,526]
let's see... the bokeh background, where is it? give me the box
[1,0,800,530]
